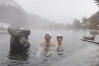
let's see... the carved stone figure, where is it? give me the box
[8,26,30,54]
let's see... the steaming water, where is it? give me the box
[0,29,99,66]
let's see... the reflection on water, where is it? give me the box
[8,50,29,61]
[0,29,99,66]
[7,50,30,66]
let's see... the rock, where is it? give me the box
[83,36,94,41]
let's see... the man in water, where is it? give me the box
[57,35,64,55]
[37,33,56,57]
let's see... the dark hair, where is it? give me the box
[57,36,63,40]
[45,34,51,38]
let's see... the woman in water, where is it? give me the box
[57,35,64,55]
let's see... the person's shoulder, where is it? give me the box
[40,41,46,44]
[50,41,55,46]
[50,41,54,43]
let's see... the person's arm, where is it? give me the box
[54,43,57,47]
[50,42,57,51]
[36,42,44,57]
[51,42,57,47]
[36,46,43,57]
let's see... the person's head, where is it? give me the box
[57,36,63,43]
[45,34,51,42]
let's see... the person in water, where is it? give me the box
[57,35,64,55]
[37,33,56,57]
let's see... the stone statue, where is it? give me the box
[8,26,30,54]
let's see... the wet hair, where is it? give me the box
[45,34,51,39]
[57,36,63,40]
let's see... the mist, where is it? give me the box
[17,0,98,24]
[0,0,99,30]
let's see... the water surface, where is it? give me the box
[0,29,97,66]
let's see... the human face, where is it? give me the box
[57,36,62,43]
[45,34,51,42]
